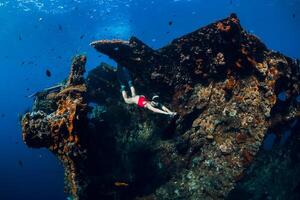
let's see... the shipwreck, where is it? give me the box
[21,14,300,200]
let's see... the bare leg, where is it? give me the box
[145,103,171,115]
[130,86,136,97]
[122,90,131,104]
[121,90,138,105]
[128,80,136,97]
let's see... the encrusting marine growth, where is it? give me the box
[22,55,89,199]
[21,14,300,200]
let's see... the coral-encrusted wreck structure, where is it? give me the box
[21,14,300,200]
[22,55,89,199]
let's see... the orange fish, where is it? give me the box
[114,182,129,187]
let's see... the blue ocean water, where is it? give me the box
[0,0,299,199]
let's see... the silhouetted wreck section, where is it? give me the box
[86,62,120,104]
[22,14,300,200]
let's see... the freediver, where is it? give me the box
[117,65,177,116]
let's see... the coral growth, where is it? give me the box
[22,55,89,200]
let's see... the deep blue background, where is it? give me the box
[0,0,299,199]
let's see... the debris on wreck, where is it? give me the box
[22,14,300,200]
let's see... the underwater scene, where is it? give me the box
[0,0,300,200]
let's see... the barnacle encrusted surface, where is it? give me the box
[22,14,300,200]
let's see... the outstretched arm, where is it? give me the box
[145,103,171,115]
[161,105,173,114]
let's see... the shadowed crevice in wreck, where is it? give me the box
[227,119,300,200]
[21,14,300,200]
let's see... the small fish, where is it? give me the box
[21,61,25,65]
[114,182,129,187]
[18,160,23,167]
[58,55,62,59]
[168,21,173,26]
[18,35,22,40]
[58,24,63,31]
[46,69,52,77]
[80,34,85,39]
[292,13,296,19]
